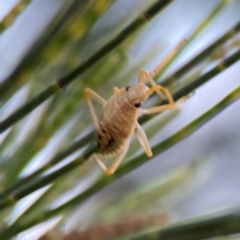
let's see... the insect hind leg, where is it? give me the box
[94,140,130,175]
[84,88,106,130]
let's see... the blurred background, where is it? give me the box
[0,0,240,239]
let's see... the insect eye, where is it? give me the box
[134,102,142,108]
[125,86,131,91]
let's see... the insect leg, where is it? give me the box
[139,72,190,114]
[84,88,107,129]
[149,39,186,78]
[140,90,189,115]
[139,69,165,99]
[113,87,120,94]
[139,39,187,99]
[93,140,130,175]
[135,123,152,157]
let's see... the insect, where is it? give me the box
[84,40,188,175]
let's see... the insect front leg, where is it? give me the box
[139,69,165,99]
[134,123,152,157]
[93,139,130,175]
[84,88,107,130]
[138,39,190,115]
[140,92,189,115]
[138,70,177,114]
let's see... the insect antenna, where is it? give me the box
[150,39,187,78]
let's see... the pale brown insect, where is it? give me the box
[84,40,188,175]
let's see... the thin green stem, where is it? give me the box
[161,20,240,86]
[187,0,228,42]
[0,86,239,239]
[154,0,229,80]
[0,144,96,210]
[0,0,33,34]
[0,133,95,200]
[0,0,94,100]
[0,85,60,132]
[0,0,173,133]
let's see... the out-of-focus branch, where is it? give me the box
[132,208,240,240]
[39,214,168,240]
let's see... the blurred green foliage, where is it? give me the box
[0,0,240,239]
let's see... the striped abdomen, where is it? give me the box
[96,92,138,156]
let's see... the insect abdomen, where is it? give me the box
[97,93,138,155]
[96,124,125,156]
